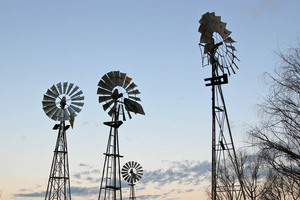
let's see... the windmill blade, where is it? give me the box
[103,100,114,111]
[66,83,74,95]
[108,104,117,116]
[119,72,126,87]
[56,82,63,94]
[71,101,84,107]
[71,96,84,101]
[99,95,113,103]
[46,107,59,118]
[44,105,57,115]
[113,71,121,86]
[125,82,137,92]
[63,82,68,94]
[63,109,70,120]
[69,86,79,96]
[46,89,58,98]
[42,101,56,108]
[102,74,115,89]
[97,87,112,95]
[98,80,113,91]
[67,106,76,116]
[50,85,59,96]
[69,104,82,113]
[43,94,56,102]
[51,109,61,121]
[71,90,83,98]
[128,96,141,101]
[128,89,140,95]
[133,161,138,168]
[124,98,145,115]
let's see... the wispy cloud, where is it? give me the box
[14,160,211,199]
[141,160,210,187]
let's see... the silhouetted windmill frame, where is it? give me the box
[42,82,84,200]
[97,71,145,200]
[198,12,246,200]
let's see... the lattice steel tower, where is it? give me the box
[97,71,145,200]
[198,12,246,200]
[42,82,84,200]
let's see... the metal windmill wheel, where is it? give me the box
[42,82,84,121]
[97,71,145,120]
[122,161,143,184]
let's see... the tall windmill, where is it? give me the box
[122,161,143,200]
[97,71,145,200]
[198,12,246,200]
[42,82,84,200]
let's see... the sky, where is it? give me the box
[0,0,299,199]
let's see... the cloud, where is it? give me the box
[140,160,210,187]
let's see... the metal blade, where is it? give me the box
[45,106,59,117]
[125,82,137,92]
[69,104,82,113]
[66,83,74,95]
[128,89,140,95]
[43,104,57,113]
[71,101,84,107]
[69,86,79,96]
[50,85,59,96]
[108,71,118,88]
[56,82,63,94]
[43,94,56,102]
[42,101,55,108]
[46,89,58,98]
[128,96,141,101]
[62,82,68,94]
[71,90,83,98]
[102,74,115,89]
[71,96,84,101]
[108,104,116,116]
[102,100,114,111]
[67,106,76,116]
[51,109,61,121]
[97,87,112,95]
[99,95,112,103]
[98,80,113,91]
[64,109,70,120]
[120,72,126,87]
[113,71,121,86]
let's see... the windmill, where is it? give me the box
[97,71,145,200]
[198,12,246,200]
[122,161,143,200]
[42,82,84,200]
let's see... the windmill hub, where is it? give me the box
[112,88,124,100]
[59,96,67,109]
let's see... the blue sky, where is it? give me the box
[0,0,299,199]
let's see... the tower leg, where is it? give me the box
[45,121,71,200]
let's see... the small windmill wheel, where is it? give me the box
[42,82,84,121]
[122,161,143,184]
[198,12,239,75]
[97,71,145,120]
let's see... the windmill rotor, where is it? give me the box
[97,71,145,121]
[198,12,239,75]
[122,161,143,184]
[42,82,84,121]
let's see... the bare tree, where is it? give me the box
[248,43,300,182]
